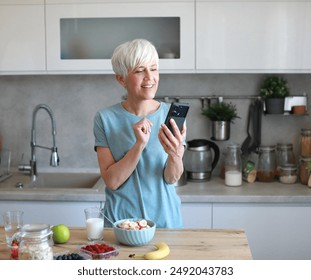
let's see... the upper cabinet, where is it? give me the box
[196,1,311,73]
[0,2,45,73]
[1,0,311,74]
[45,1,195,73]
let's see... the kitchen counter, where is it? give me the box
[1,172,311,204]
[0,227,252,260]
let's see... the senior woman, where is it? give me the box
[93,39,186,228]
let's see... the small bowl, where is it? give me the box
[113,218,156,246]
[79,242,119,260]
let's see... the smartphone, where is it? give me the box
[164,102,189,135]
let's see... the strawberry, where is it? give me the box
[10,239,19,260]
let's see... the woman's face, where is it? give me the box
[118,61,159,101]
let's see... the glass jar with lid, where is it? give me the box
[279,164,298,184]
[299,156,311,185]
[257,145,276,182]
[300,129,311,157]
[276,143,296,177]
[224,144,242,186]
[18,224,53,260]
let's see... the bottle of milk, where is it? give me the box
[225,144,242,187]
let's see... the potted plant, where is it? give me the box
[260,76,290,114]
[202,101,240,141]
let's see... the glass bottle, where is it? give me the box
[257,145,276,182]
[18,224,54,260]
[224,144,242,186]
[276,143,296,177]
[300,129,311,157]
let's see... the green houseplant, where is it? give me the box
[202,101,240,141]
[260,76,290,114]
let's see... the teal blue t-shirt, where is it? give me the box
[93,102,183,228]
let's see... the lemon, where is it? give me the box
[52,224,70,244]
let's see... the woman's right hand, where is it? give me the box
[133,117,153,146]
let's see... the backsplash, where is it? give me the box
[0,74,311,174]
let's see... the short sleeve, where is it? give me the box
[93,111,109,151]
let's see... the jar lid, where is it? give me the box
[280,164,297,171]
[276,143,293,150]
[299,156,311,161]
[20,224,52,239]
[301,128,311,135]
[259,145,275,151]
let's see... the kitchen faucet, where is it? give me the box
[19,104,60,180]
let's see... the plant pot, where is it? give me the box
[265,98,285,114]
[211,121,230,141]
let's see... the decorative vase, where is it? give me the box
[265,98,285,114]
[212,121,230,141]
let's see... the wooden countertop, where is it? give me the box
[0,227,252,260]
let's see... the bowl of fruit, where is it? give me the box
[79,242,119,260]
[113,218,156,246]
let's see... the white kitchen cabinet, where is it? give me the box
[181,203,212,228]
[196,1,311,73]
[45,1,195,73]
[0,3,45,73]
[0,201,101,227]
[213,203,311,260]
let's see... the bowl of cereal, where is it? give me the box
[113,218,156,246]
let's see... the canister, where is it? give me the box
[279,164,298,184]
[300,129,311,157]
[257,145,276,182]
[299,156,311,185]
[18,224,54,260]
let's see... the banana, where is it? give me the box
[129,242,170,260]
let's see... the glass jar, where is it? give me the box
[299,156,311,185]
[300,129,311,157]
[279,164,298,184]
[18,224,53,260]
[257,145,276,182]
[276,143,296,177]
[224,144,242,186]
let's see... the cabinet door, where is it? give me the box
[213,203,311,260]
[0,5,45,73]
[196,1,311,72]
[46,2,195,73]
[0,201,100,227]
[181,203,212,228]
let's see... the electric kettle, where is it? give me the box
[184,139,220,181]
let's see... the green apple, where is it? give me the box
[52,224,70,244]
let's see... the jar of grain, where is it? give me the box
[300,129,311,157]
[276,143,296,178]
[18,224,54,260]
[279,164,298,184]
[299,156,311,185]
[257,145,276,182]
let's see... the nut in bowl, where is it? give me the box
[113,218,156,246]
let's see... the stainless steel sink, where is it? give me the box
[0,172,102,190]
[26,172,101,189]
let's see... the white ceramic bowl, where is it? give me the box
[113,218,156,246]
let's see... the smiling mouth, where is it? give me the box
[142,85,154,88]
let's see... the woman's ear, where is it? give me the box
[116,75,126,88]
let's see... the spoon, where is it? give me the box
[100,209,115,226]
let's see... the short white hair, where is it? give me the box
[111,39,159,78]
